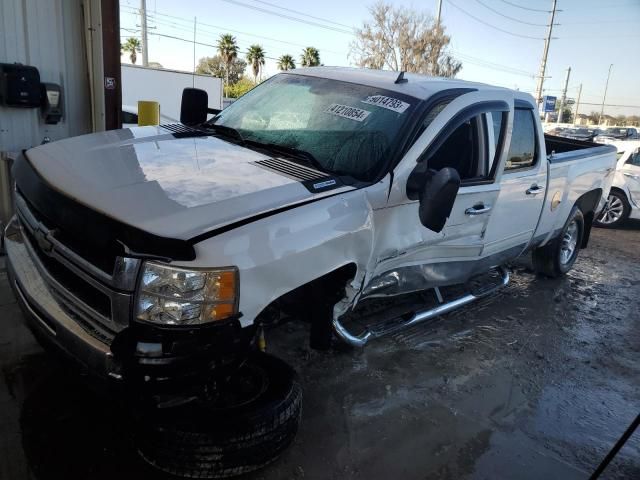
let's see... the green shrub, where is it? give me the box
[224,77,257,98]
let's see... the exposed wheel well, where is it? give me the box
[255,263,358,326]
[574,188,602,248]
[610,186,628,200]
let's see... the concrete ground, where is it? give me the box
[1,224,639,480]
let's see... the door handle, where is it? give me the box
[465,204,492,216]
[526,184,544,195]
[623,173,640,180]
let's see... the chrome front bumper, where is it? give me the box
[4,218,120,380]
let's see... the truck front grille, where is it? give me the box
[14,192,141,344]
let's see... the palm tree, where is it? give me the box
[217,34,239,86]
[121,37,142,64]
[246,44,266,82]
[300,47,320,67]
[277,54,296,71]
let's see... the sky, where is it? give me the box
[119,0,640,117]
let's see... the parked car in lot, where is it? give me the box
[558,127,600,142]
[594,127,638,145]
[3,68,617,478]
[595,140,640,227]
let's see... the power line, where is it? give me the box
[247,0,354,30]
[150,13,343,54]
[496,0,551,13]
[218,0,354,35]
[146,31,282,61]
[120,2,539,82]
[579,103,640,109]
[121,4,347,54]
[146,16,303,60]
[474,0,548,26]
[450,49,535,77]
[445,0,546,40]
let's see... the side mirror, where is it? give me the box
[417,167,460,232]
[180,88,208,125]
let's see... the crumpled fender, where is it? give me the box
[171,186,380,328]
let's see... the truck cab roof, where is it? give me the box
[287,67,535,106]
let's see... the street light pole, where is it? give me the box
[574,83,582,124]
[435,0,443,30]
[598,64,613,126]
[557,66,571,124]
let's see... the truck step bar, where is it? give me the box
[332,266,510,347]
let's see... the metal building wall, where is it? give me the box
[0,0,91,152]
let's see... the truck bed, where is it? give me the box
[545,134,615,162]
[533,135,617,245]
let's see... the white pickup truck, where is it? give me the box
[4,68,617,478]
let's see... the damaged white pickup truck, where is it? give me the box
[4,68,617,477]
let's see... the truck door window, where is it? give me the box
[504,108,537,171]
[420,112,501,184]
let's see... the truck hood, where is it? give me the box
[24,125,349,240]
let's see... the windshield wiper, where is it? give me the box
[246,140,326,173]
[206,124,245,145]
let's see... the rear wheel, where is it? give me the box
[595,190,630,228]
[136,352,302,478]
[533,207,584,278]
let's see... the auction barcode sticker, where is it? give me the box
[324,104,371,122]
[361,95,410,113]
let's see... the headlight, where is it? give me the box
[135,262,238,325]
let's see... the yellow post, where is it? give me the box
[137,100,160,126]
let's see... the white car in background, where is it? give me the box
[594,127,638,147]
[596,140,640,227]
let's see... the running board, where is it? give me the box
[332,266,510,347]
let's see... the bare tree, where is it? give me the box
[350,2,462,78]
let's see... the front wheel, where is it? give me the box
[533,207,584,278]
[136,352,302,478]
[595,190,630,228]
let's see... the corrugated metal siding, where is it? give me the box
[0,0,91,152]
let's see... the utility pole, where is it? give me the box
[599,64,613,126]
[557,66,571,124]
[192,16,197,85]
[574,83,582,124]
[435,0,443,30]
[534,0,558,107]
[140,0,149,67]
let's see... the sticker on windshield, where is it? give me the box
[361,95,410,113]
[324,104,371,122]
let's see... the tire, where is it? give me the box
[594,190,630,228]
[136,352,302,478]
[533,206,584,278]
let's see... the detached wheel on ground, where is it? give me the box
[594,190,630,228]
[533,206,584,278]
[136,352,302,479]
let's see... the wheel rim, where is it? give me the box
[597,194,624,224]
[560,219,579,265]
[205,363,269,410]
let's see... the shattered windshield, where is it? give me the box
[208,74,418,181]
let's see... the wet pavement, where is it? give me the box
[1,223,639,479]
